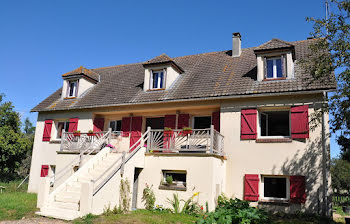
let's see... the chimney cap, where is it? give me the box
[232,32,241,38]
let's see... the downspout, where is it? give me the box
[321,91,330,216]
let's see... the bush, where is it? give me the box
[331,158,350,194]
[197,195,268,224]
[142,184,156,210]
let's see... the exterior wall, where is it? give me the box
[136,155,226,211]
[220,94,330,214]
[28,111,93,193]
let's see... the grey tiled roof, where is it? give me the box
[32,38,336,112]
[143,54,172,65]
[254,38,294,51]
[62,66,99,82]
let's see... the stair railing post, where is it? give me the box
[120,151,126,177]
[147,127,151,152]
[108,128,112,144]
[210,125,214,154]
[60,130,65,151]
[80,181,93,216]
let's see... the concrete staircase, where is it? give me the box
[36,147,124,220]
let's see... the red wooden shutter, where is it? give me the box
[42,120,53,142]
[130,116,143,152]
[164,115,176,129]
[40,165,49,177]
[290,176,306,203]
[212,111,220,131]
[68,118,79,132]
[241,109,257,140]
[291,105,309,139]
[177,114,189,129]
[93,118,105,132]
[244,174,259,201]
[121,117,131,137]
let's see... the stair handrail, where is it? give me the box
[92,128,150,195]
[49,131,111,185]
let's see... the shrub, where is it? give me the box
[166,175,173,185]
[119,178,131,213]
[197,195,268,224]
[167,193,181,214]
[142,184,156,210]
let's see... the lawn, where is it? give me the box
[0,181,37,221]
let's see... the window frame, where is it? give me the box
[109,120,122,132]
[266,56,283,79]
[192,115,212,129]
[150,69,166,90]
[162,170,187,186]
[67,80,79,98]
[260,175,290,201]
[257,108,291,139]
[55,120,70,140]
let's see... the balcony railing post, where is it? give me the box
[210,125,214,154]
[146,127,151,152]
[60,130,65,151]
[108,128,112,144]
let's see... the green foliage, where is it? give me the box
[0,94,34,181]
[166,175,173,185]
[167,193,181,214]
[103,204,122,216]
[119,178,131,213]
[197,195,268,224]
[331,158,350,194]
[304,0,350,162]
[0,191,37,221]
[181,192,203,216]
[142,184,156,210]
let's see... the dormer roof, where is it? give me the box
[143,54,184,73]
[254,38,294,51]
[62,66,99,83]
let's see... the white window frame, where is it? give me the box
[192,115,212,129]
[67,80,78,97]
[54,120,70,140]
[257,109,291,139]
[260,175,290,201]
[109,120,122,132]
[162,170,187,186]
[150,70,165,90]
[266,57,283,79]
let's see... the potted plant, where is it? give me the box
[73,130,81,137]
[87,130,95,136]
[164,127,174,136]
[181,127,192,136]
[165,175,173,186]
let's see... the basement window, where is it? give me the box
[161,170,186,190]
[260,110,290,137]
[262,176,289,200]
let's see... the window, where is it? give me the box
[262,176,289,200]
[193,116,211,129]
[260,110,290,137]
[151,70,165,89]
[109,120,122,132]
[56,121,69,139]
[162,170,186,187]
[266,57,283,79]
[67,80,78,97]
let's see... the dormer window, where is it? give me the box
[67,80,78,97]
[151,70,165,90]
[266,56,285,79]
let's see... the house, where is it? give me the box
[28,33,336,220]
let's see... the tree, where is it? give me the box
[331,158,350,193]
[0,94,33,181]
[305,0,350,162]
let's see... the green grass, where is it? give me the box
[73,210,199,224]
[0,181,38,221]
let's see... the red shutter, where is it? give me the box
[241,109,257,140]
[290,176,306,203]
[291,105,309,139]
[40,165,49,177]
[42,120,53,142]
[68,118,79,132]
[164,115,176,129]
[130,116,143,152]
[244,174,259,201]
[212,111,220,131]
[93,118,105,132]
[177,114,190,129]
[121,117,131,137]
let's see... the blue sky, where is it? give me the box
[0,0,341,157]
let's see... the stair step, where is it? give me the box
[55,192,80,203]
[37,207,80,221]
[52,201,79,211]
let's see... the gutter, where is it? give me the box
[31,88,336,113]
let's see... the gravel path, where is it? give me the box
[0,217,70,224]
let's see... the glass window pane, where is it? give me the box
[57,122,64,138]
[264,177,287,198]
[64,122,70,132]
[116,120,122,131]
[266,59,274,78]
[160,72,164,88]
[276,58,282,77]
[194,116,212,129]
[153,73,158,88]
[110,121,116,131]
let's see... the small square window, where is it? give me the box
[56,121,70,139]
[262,176,289,200]
[67,80,78,97]
[266,57,283,79]
[162,170,186,187]
[109,120,122,132]
[151,71,165,89]
[193,116,211,129]
[260,110,290,137]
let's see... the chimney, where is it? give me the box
[232,32,241,57]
